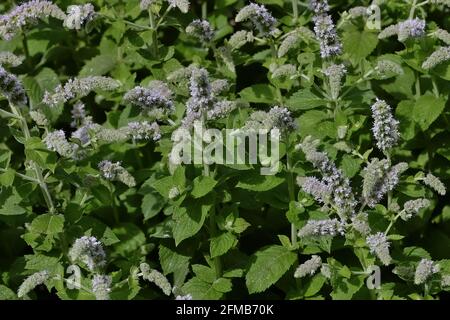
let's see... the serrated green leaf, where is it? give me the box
[413,94,446,131]
[159,244,191,275]
[239,84,278,104]
[237,174,284,192]
[172,199,212,245]
[210,232,237,258]
[245,245,297,294]
[181,276,224,300]
[191,176,217,198]
[286,89,326,110]
[141,192,164,220]
[79,54,117,76]
[343,29,378,63]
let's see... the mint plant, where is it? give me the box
[0,0,449,300]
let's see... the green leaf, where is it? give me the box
[29,214,65,235]
[24,254,60,272]
[77,216,120,246]
[212,278,233,293]
[412,93,446,131]
[340,155,361,178]
[159,244,191,275]
[181,277,224,300]
[0,148,11,168]
[239,84,278,104]
[0,199,26,216]
[380,67,415,99]
[395,100,417,140]
[24,137,57,171]
[231,217,251,234]
[303,274,327,297]
[298,110,330,139]
[172,198,213,245]
[286,89,326,110]
[237,174,284,192]
[79,54,117,76]
[0,168,15,186]
[245,245,297,294]
[141,193,164,220]
[0,285,16,300]
[191,176,217,198]
[210,232,237,258]
[22,68,62,120]
[192,264,216,283]
[343,29,378,63]
[330,275,365,300]
[22,214,65,251]
[152,176,175,199]
[113,223,146,257]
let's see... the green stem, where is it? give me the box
[340,69,374,100]
[292,0,299,23]
[0,168,39,183]
[286,136,297,246]
[269,39,277,59]
[431,76,439,97]
[108,181,119,224]
[208,205,222,277]
[415,73,421,99]
[416,0,429,7]
[100,14,152,30]
[409,0,418,19]
[201,113,222,278]
[155,6,172,29]
[9,104,56,213]
[22,32,32,71]
[148,9,159,56]
[384,211,403,235]
[201,1,208,20]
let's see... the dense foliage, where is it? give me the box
[0,0,449,300]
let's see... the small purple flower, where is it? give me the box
[0,0,66,40]
[371,99,400,152]
[235,2,277,36]
[0,66,27,105]
[312,14,342,58]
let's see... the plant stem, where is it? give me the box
[201,113,222,278]
[0,168,39,183]
[22,32,30,62]
[108,181,119,224]
[148,9,159,56]
[269,39,277,59]
[202,1,207,20]
[292,0,299,23]
[431,76,439,97]
[286,136,297,246]
[208,205,222,277]
[155,6,172,29]
[415,73,421,99]
[384,211,403,235]
[409,0,418,19]
[9,104,56,213]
